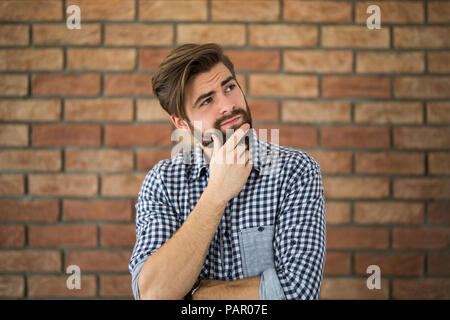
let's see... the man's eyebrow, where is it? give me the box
[192,76,235,108]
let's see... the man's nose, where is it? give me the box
[217,92,235,115]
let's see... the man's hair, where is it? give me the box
[151,43,236,121]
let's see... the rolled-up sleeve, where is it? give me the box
[273,160,327,300]
[129,163,181,300]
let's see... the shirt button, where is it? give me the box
[258,226,265,232]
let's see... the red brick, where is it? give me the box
[394,178,450,200]
[323,76,390,98]
[284,50,352,73]
[428,253,450,275]
[355,1,424,23]
[33,24,101,45]
[0,150,61,171]
[63,200,132,222]
[393,279,450,299]
[427,102,450,124]
[323,252,351,275]
[250,74,318,98]
[100,275,133,297]
[284,1,351,22]
[254,125,317,148]
[0,276,24,298]
[136,99,170,121]
[327,227,389,249]
[101,173,146,197]
[250,25,317,47]
[28,275,96,298]
[137,149,172,171]
[32,74,100,96]
[225,50,280,72]
[247,100,279,122]
[141,0,207,21]
[0,0,62,21]
[0,75,27,96]
[322,26,389,48]
[0,174,24,195]
[394,27,450,48]
[104,124,173,146]
[105,24,173,46]
[393,227,449,249]
[139,49,171,71]
[66,149,133,172]
[0,124,28,146]
[0,199,59,222]
[394,127,450,149]
[324,177,390,199]
[428,202,450,225]
[0,250,61,272]
[356,52,424,73]
[428,1,450,23]
[428,52,450,74]
[354,102,423,124]
[32,124,101,147]
[354,254,424,276]
[354,202,424,224]
[321,127,390,149]
[65,250,130,272]
[0,24,29,45]
[101,224,135,247]
[307,150,352,174]
[395,76,450,98]
[0,99,61,121]
[67,0,135,20]
[212,0,278,21]
[104,74,153,96]
[0,225,25,247]
[282,101,350,123]
[325,201,351,224]
[178,24,246,46]
[429,152,450,175]
[320,278,389,300]
[355,152,425,174]
[65,98,133,122]
[0,49,63,71]
[67,49,135,71]
[29,174,98,197]
[29,225,97,247]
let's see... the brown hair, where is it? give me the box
[151,43,236,121]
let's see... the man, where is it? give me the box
[129,43,326,300]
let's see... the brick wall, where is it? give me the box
[0,0,449,299]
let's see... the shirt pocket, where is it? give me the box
[239,225,275,278]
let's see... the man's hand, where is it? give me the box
[192,277,261,300]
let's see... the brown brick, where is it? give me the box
[105,24,173,46]
[355,152,425,174]
[355,1,425,23]
[0,225,25,247]
[320,278,389,300]
[395,76,450,98]
[284,50,352,73]
[66,149,133,172]
[0,49,63,71]
[104,124,172,146]
[29,174,98,196]
[178,24,245,46]
[0,75,27,96]
[65,98,133,121]
[355,102,423,124]
[0,174,24,195]
[394,127,450,149]
[101,173,146,197]
[428,1,450,23]
[0,250,61,272]
[427,102,450,124]
[428,52,450,74]
[32,124,101,146]
[393,227,449,249]
[101,224,135,247]
[354,202,424,224]
[254,125,317,148]
[67,49,135,71]
[429,152,450,175]
[0,99,61,121]
[393,279,450,299]
[0,199,59,222]
[428,202,450,225]
[327,227,389,249]
[428,253,450,275]
[282,101,350,123]
[357,52,424,73]
[394,27,450,48]
[324,177,390,199]
[212,0,278,21]
[323,252,351,275]
[139,49,171,71]
[247,99,279,122]
[100,275,133,297]
[136,99,170,121]
[29,225,97,247]
[32,74,100,96]
[323,76,390,98]
[325,201,351,224]
[28,275,96,298]
[0,0,62,21]
[284,1,351,22]
[33,24,101,45]
[354,254,424,276]
[0,124,28,146]
[137,149,172,171]
[63,200,132,222]
[250,25,317,47]
[322,26,389,48]
[67,0,135,20]
[303,150,352,174]
[65,250,130,272]
[0,276,24,298]
[321,127,390,149]
[393,178,450,200]
[0,150,61,171]
[250,74,318,98]
[225,50,280,72]
[104,74,153,96]
[141,0,207,21]
[0,24,29,45]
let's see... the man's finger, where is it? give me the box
[223,123,250,153]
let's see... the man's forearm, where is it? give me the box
[193,277,261,300]
[138,187,227,300]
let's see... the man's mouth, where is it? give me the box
[221,115,241,127]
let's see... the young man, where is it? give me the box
[129,43,326,300]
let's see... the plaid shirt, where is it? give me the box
[129,128,326,300]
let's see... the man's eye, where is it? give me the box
[226,84,235,92]
[200,97,212,106]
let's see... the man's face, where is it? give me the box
[173,62,253,147]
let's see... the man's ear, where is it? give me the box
[171,115,190,131]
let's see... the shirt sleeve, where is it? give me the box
[273,159,327,300]
[128,163,181,300]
